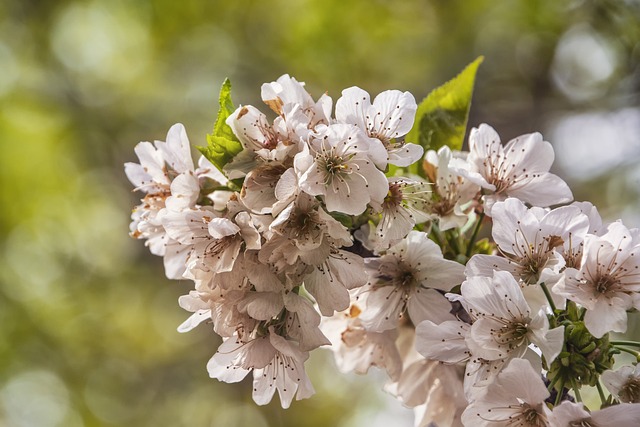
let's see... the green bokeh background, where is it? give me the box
[1,1,639,426]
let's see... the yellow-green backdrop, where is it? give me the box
[1,1,639,426]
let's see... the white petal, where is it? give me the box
[584,297,629,338]
[207,217,240,239]
[335,86,371,130]
[591,403,640,427]
[197,155,228,185]
[161,123,195,174]
[502,132,553,173]
[328,251,367,290]
[387,142,424,167]
[469,124,502,161]
[534,325,564,364]
[304,267,350,316]
[415,319,470,364]
[371,90,417,138]
[237,292,284,321]
[323,172,372,215]
[508,172,573,207]
[177,309,211,333]
[407,288,455,325]
[166,171,200,211]
[465,254,519,279]
[162,240,190,279]
[357,285,404,332]
[207,338,251,383]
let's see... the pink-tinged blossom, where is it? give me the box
[304,250,367,316]
[550,401,640,427]
[162,208,260,275]
[356,231,465,331]
[320,303,402,381]
[261,74,332,127]
[259,193,352,271]
[224,104,305,180]
[394,360,466,427]
[126,125,230,280]
[554,221,640,338]
[423,146,480,231]
[295,124,389,215]
[461,271,564,364]
[207,328,314,408]
[235,291,330,352]
[416,319,471,366]
[177,286,253,339]
[370,177,432,250]
[416,310,546,400]
[449,123,572,213]
[466,198,590,310]
[335,86,423,167]
[558,201,604,270]
[602,364,640,403]
[461,358,550,427]
[125,123,195,194]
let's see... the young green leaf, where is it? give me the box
[197,78,243,170]
[406,56,483,176]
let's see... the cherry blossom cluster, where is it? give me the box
[126,74,640,426]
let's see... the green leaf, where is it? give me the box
[406,56,483,176]
[212,78,239,142]
[197,78,243,170]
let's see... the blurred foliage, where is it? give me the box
[0,0,639,426]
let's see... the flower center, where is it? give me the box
[324,156,347,174]
[520,404,546,427]
[595,274,618,294]
[382,183,404,210]
[495,320,530,351]
[620,377,640,403]
[517,253,548,284]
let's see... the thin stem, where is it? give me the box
[547,374,561,392]
[430,226,442,245]
[446,229,461,255]
[596,381,607,406]
[540,282,557,312]
[611,340,640,348]
[571,378,582,403]
[431,223,452,257]
[554,381,565,406]
[466,212,485,258]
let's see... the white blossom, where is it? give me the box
[549,401,640,427]
[295,123,389,215]
[124,123,194,194]
[462,271,564,364]
[370,177,432,250]
[450,123,572,213]
[423,146,480,231]
[461,358,550,427]
[261,74,332,127]
[320,303,402,380]
[466,197,590,310]
[162,208,260,275]
[602,364,640,403]
[259,193,352,271]
[554,221,640,338]
[357,230,465,331]
[207,328,314,408]
[335,86,423,167]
